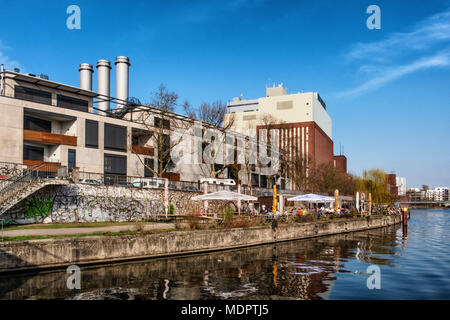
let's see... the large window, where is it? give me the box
[251,173,259,187]
[15,86,52,105]
[57,95,89,112]
[104,154,127,175]
[23,145,44,161]
[144,158,154,177]
[260,175,268,188]
[104,123,127,152]
[154,117,170,130]
[85,119,98,148]
[24,115,51,132]
[159,134,172,170]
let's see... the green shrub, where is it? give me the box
[223,207,234,228]
[169,202,176,215]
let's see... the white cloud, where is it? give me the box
[347,9,450,62]
[339,51,450,98]
[340,8,450,98]
[0,40,21,71]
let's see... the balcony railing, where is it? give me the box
[75,170,287,196]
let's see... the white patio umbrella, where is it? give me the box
[191,190,257,201]
[287,193,335,202]
[287,193,335,211]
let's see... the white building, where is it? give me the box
[433,187,449,201]
[396,177,406,196]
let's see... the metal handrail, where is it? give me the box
[0,164,47,197]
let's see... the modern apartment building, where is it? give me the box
[223,84,345,173]
[0,58,161,182]
[433,187,449,201]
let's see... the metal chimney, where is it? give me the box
[78,63,93,91]
[96,60,111,114]
[114,56,130,108]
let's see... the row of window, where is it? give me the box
[15,86,89,112]
[24,115,128,152]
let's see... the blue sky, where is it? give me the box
[1,0,449,188]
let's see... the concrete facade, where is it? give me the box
[0,69,288,190]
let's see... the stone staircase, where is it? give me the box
[0,164,70,216]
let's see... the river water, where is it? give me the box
[1,209,449,300]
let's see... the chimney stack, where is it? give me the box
[114,56,130,108]
[78,63,93,91]
[96,60,111,114]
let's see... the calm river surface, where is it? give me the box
[1,209,449,300]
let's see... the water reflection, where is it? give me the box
[0,224,402,300]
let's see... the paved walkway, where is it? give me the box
[1,223,175,237]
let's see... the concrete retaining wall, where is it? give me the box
[3,184,238,224]
[0,215,402,273]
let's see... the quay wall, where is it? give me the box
[0,215,402,273]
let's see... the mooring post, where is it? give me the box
[402,207,408,226]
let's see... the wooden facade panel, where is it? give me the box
[131,145,155,156]
[162,172,180,181]
[23,129,77,146]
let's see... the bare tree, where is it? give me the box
[131,84,190,178]
[184,100,236,178]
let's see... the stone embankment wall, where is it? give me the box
[0,215,402,273]
[3,184,237,224]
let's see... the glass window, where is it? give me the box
[23,145,44,161]
[85,120,98,148]
[68,149,76,171]
[104,123,127,152]
[24,115,51,132]
[57,95,89,112]
[15,86,52,105]
[144,158,154,177]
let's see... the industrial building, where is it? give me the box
[0,58,288,191]
[223,84,347,189]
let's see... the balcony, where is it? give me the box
[23,129,77,146]
[131,145,154,156]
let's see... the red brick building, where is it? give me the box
[333,155,347,173]
[257,121,346,172]
[387,174,399,199]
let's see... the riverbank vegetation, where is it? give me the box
[290,161,394,204]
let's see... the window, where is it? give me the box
[159,134,172,170]
[104,123,127,152]
[154,117,170,130]
[24,115,51,132]
[57,95,89,112]
[280,178,286,190]
[251,173,259,187]
[85,120,98,148]
[23,145,44,161]
[227,166,239,180]
[68,149,76,172]
[15,86,52,105]
[104,154,127,175]
[144,158,154,177]
[260,175,268,188]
